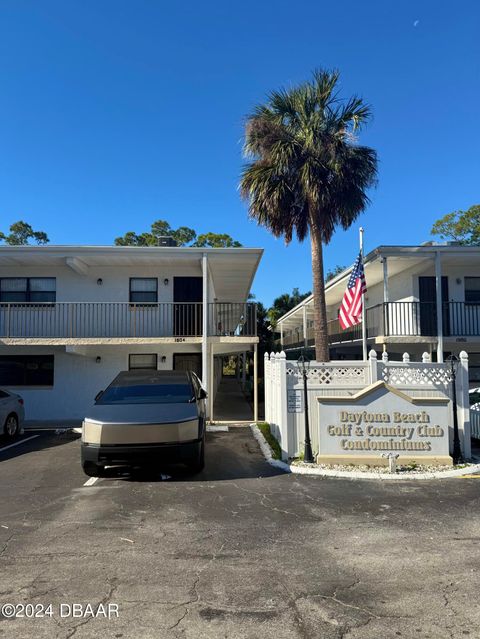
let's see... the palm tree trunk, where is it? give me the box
[310,223,330,362]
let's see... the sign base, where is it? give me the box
[316,454,453,467]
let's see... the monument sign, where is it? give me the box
[316,381,452,466]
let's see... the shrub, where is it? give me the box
[257,422,282,460]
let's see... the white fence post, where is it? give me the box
[457,350,471,460]
[270,351,277,434]
[278,351,289,460]
[422,352,431,363]
[264,352,270,424]
[368,349,378,383]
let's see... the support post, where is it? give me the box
[242,352,247,387]
[202,253,209,389]
[208,345,214,423]
[280,324,284,348]
[253,343,258,423]
[303,304,308,348]
[435,250,444,363]
[382,257,389,303]
[382,257,389,337]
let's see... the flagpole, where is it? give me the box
[360,227,368,361]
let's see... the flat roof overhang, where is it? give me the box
[0,245,263,303]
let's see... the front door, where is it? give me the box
[173,277,203,336]
[173,353,202,378]
[419,276,449,336]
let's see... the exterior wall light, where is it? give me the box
[161,356,167,363]
[164,278,169,286]
[97,278,103,286]
[95,356,102,364]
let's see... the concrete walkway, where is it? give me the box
[213,377,253,422]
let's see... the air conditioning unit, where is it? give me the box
[157,236,177,247]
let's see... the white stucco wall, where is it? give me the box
[0,343,206,421]
[0,264,211,303]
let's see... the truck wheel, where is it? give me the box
[82,461,105,477]
[187,438,205,474]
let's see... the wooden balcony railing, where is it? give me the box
[0,302,257,339]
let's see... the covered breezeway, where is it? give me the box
[210,348,259,423]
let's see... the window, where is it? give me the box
[0,355,54,386]
[96,381,193,405]
[0,278,56,303]
[465,278,480,303]
[129,354,158,370]
[129,278,157,304]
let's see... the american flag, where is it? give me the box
[339,253,367,330]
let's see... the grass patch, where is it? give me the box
[257,422,282,460]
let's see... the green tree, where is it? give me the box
[240,69,377,361]
[325,264,347,282]
[0,220,49,245]
[268,288,311,328]
[114,220,241,248]
[193,233,242,248]
[114,220,196,246]
[431,205,480,245]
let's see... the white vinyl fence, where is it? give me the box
[264,350,471,461]
[471,406,480,439]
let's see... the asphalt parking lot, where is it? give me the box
[1,427,480,639]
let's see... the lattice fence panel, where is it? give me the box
[381,364,450,388]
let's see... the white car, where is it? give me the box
[0,389,25,439]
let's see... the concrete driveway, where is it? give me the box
[0,427,479,638]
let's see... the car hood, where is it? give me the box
[84,402,198,425]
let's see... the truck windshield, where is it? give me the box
[97,383,193,405]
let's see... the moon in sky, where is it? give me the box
[413,20,420,27]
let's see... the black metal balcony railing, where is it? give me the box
[0,302,257,339]
[280,301,480,348]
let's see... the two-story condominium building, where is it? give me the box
[277,243,480,383]
[0,244,262,422]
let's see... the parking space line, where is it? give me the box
[83,477,99,486]
[0,435,40,453]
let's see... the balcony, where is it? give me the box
[364,302,480,339]
[0,302,257,339]
[280,301,480,350]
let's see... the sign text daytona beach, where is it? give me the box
[316,383,451,461]
[329,410,444,452]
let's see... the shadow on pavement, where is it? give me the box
[0,430,81,463]
[98,430,286,483]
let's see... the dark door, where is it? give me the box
[419,277,449,336]
[173,277,203,336]
[173,353,202,378]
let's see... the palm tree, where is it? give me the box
[240,70,377,361]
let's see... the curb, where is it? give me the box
[249,424,480,480]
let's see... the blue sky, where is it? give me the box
[0,1,479,306]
